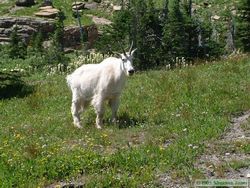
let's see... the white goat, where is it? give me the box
[66,44,136,129]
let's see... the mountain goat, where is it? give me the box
[66,43,136,129]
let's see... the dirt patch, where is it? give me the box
[195,111,250,180]
[223,111,250,142]
[158,111,250,187]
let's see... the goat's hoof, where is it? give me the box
[96,125,102,129]
[74,124,83,129]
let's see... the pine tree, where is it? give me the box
[33,30,43,53]
[94,9,132,54]
[129,0,162,69]
[237,0,250,52]
[29,28,44,54]
[9,26,27,59]
[9,26,20,58]
[182,0,199,59]
[44,10,69,67]
[53,10,66,52]
[162,0,187,66]
[129,0,148,68]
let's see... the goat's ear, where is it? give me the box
[119,54,123,59]
[113,52,121,57]
[131,48,137,56]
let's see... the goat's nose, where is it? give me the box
[128,69,135,75]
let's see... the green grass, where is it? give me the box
[0,56,250,187]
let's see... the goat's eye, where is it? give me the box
[122,59,127,62]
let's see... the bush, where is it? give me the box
[8,26,27,59]
[0,71,32,99]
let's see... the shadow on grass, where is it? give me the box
[0,71,33,99]
[116,112,143,129]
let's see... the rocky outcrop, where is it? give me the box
[0,17,55,43]
[64,25,98,48]
[0,17,99,49]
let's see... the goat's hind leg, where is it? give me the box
[71,100,82,128]
[71,90,83,128]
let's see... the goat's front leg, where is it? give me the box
[92,96,105,129]
[109,97,120,124]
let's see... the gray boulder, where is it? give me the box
[84,2,98,10]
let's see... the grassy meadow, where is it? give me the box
[0,55,250,187]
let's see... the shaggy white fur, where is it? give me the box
[66,50,136,129]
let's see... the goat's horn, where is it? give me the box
[129,41,134,55]
[118,41,128,58]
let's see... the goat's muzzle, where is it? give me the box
[128,69,135,76]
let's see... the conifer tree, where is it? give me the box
[182,0,199,59]
[33,30,43,53]
[53,10,66,52]
[29,28,44,54]
[237,0,250,52]
[129,0,162,69]
[45,10,69,67]
[94,9,132,54]
[162,0,187,65]
[9,26,27,59]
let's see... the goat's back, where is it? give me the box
[66,57,125,100]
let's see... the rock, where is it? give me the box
[72,2,85,10]
[63,25,98,48]
[211,15,220,20]
[0,37,11,43]
[39,6,53,10]
[34,11,58,18]
[72,1,84,7]
[91,15,112,25]
[86,25,99,48]
[40,0,53,7]
[113,5,122,11]
[84,2,98,10]
[16,0,35,7]
[63,26,81,48]
[35,7,59,18]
